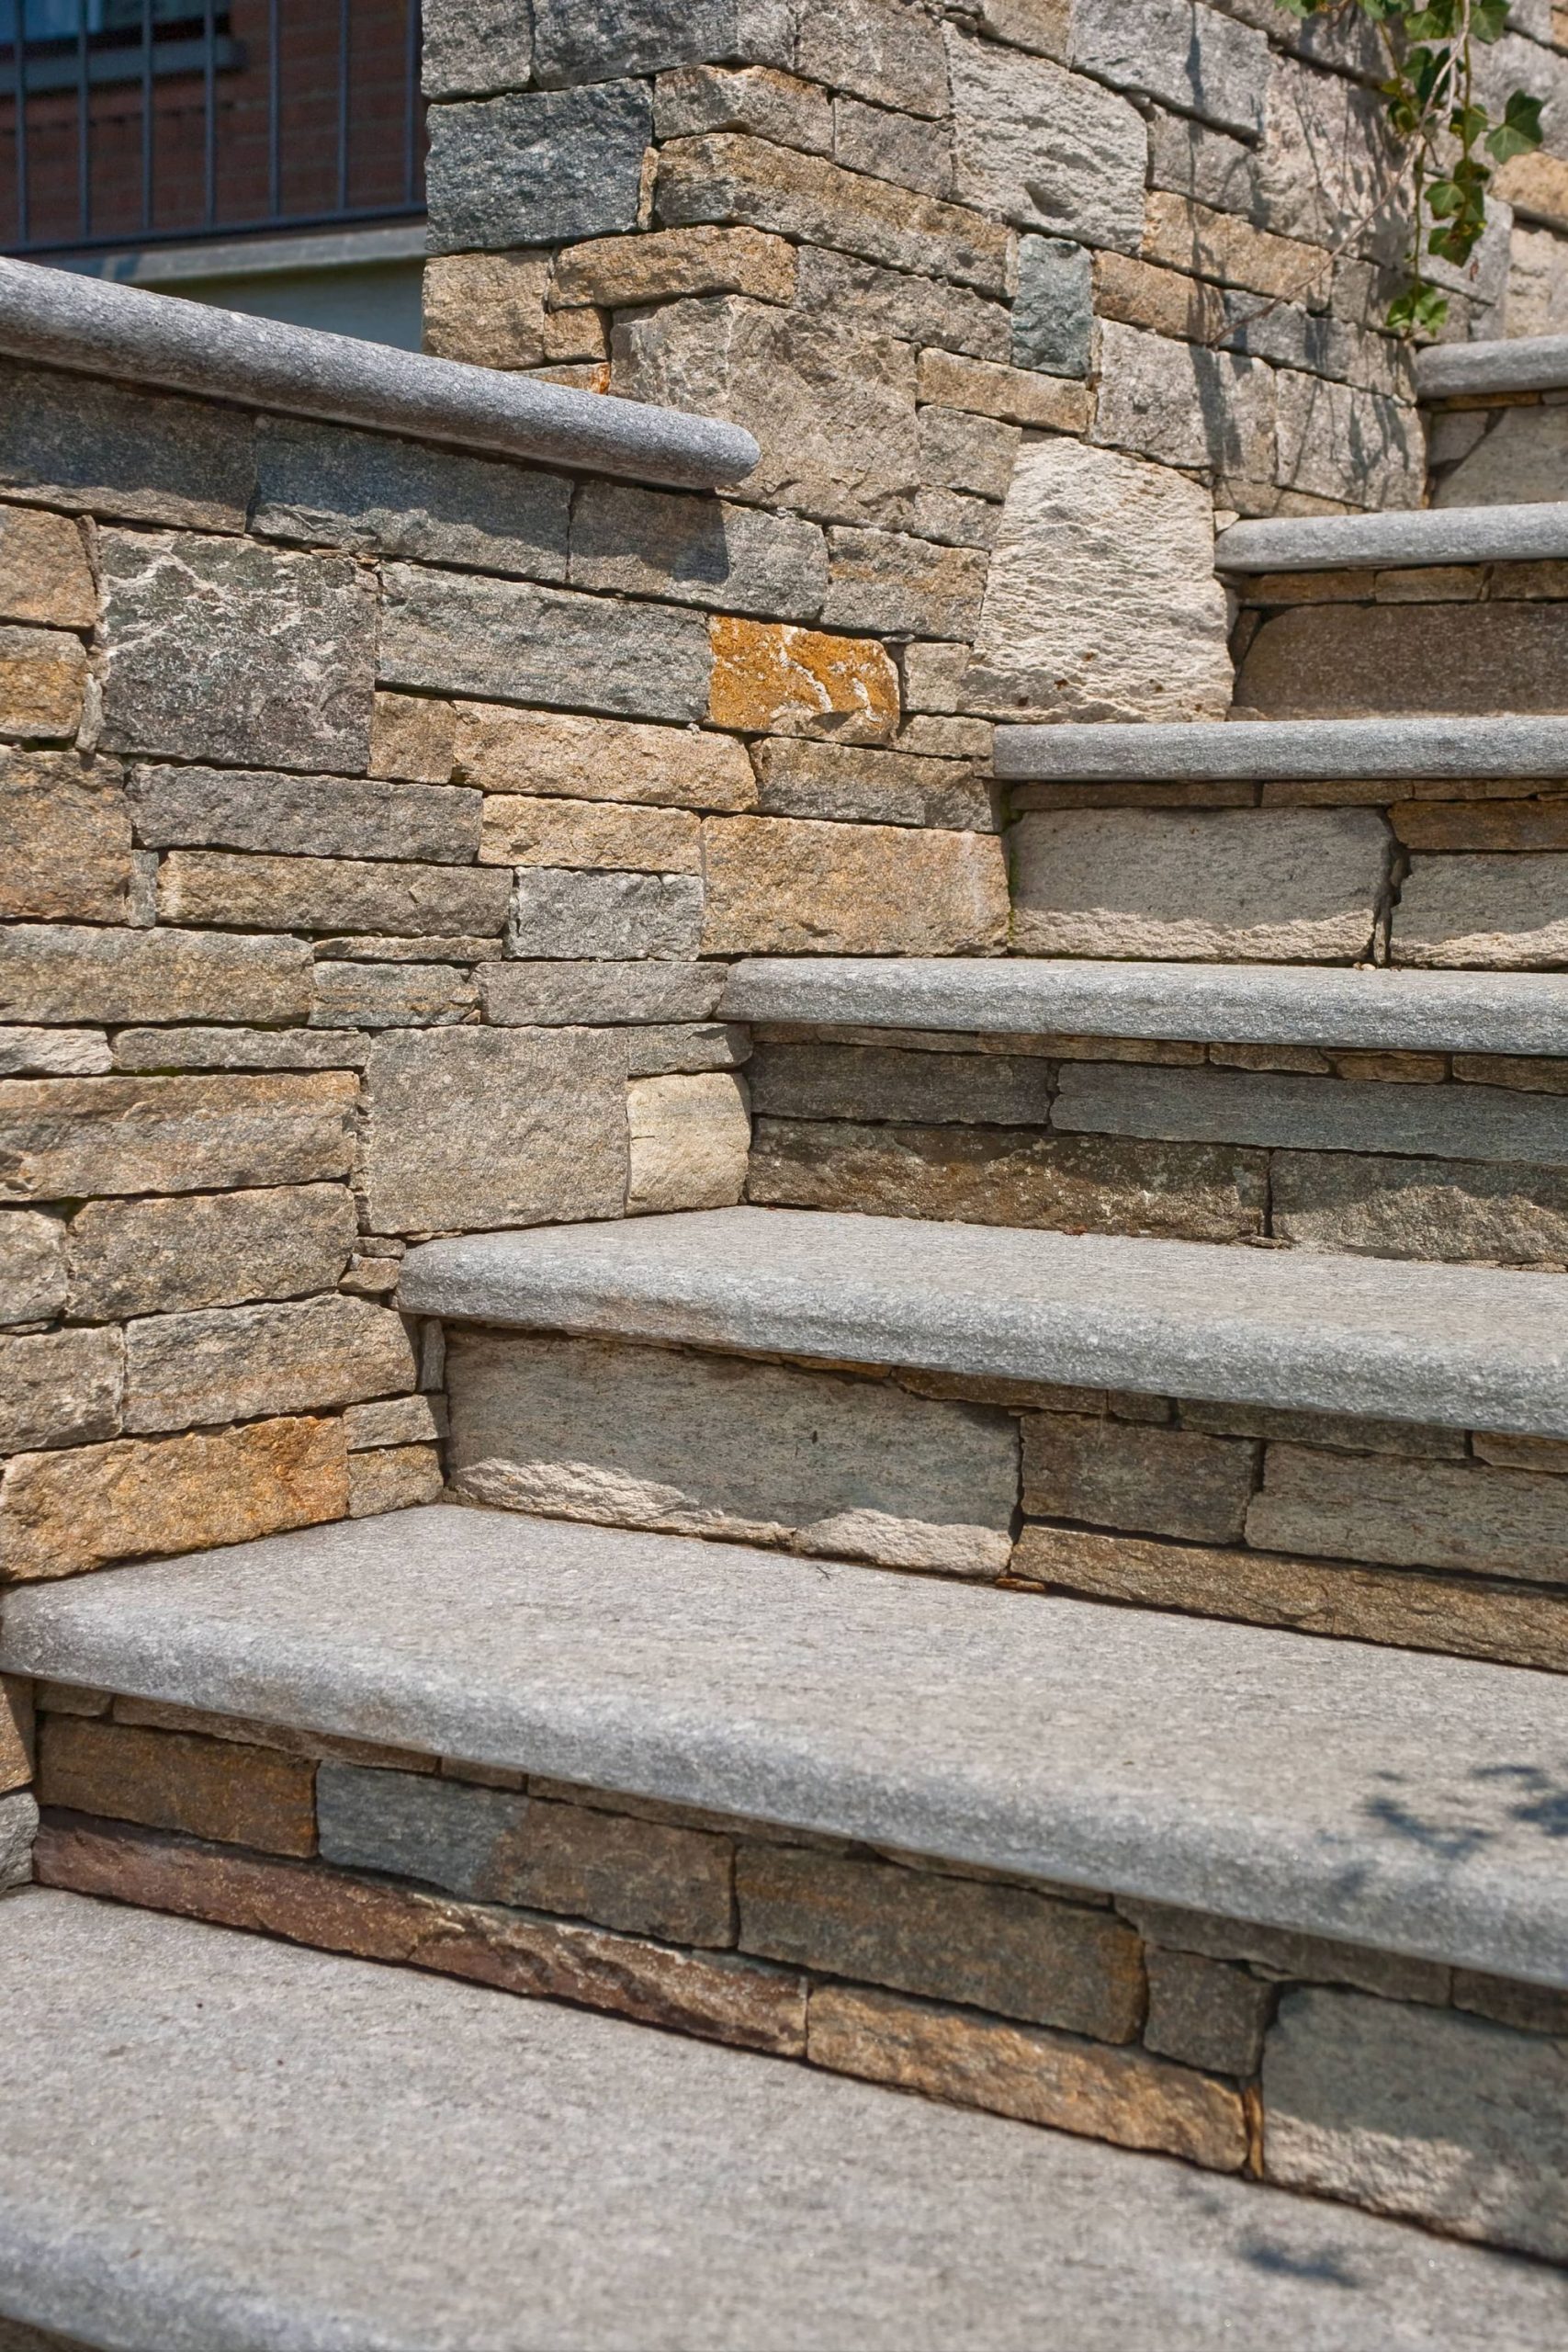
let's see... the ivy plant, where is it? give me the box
[1274,0,1545,334]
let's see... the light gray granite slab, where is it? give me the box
[1215,501,1568,572]
[0,1894,1558,2352]
[994,713,1568,782]
[0,256,758,492]
[719,956,1568,1053]
[1417,334,1568,401]
[6,1510,1568,1984]
[396,1207,1568,1436]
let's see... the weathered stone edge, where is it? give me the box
[1416,333,1568,400]
[1214,501,1568,574]
[0,256,760,491]
[993,713,1568,782]
[718,956,1568,1054]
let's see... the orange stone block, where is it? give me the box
[708,617,899,743]
[39,1716,318,1856]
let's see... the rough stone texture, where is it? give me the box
[1014,1521,1568,1674]
[123,1297,416,1436]
[916,350,1092,435]
[97,531,376,774]
[750,1044,1052,1127]
[1245,1445,1568,1584]
[482,961,726,1026]
[0,1025,110,1078]
[752,741,989,831]
[348,1443,446,1520]
[379,563,713,725]
[0,1329,122,1453]
[63,1176,352,1326]
[1394,857,1568,970]
[510,870,705,959]
[0,1209,65,1325]
[0,626,85,741]
[0,1416,347,1581]
[739,1844,1144,2040]
[359,1026,628,1235]
[1012,236,1094,377]
[129,764,483,865]
[1021,1415,1256,1545]
[422,251,552,370]
[254,420,570,582]
[1271,1151,1568,1268]
[534,0,796,88]
[796,0,947,114]
[1434,404,1568,509]
[1010,809,1390,962]
[422,0,533,97]
[822,526,988,640]
[1144,1947,1271,2078]
[626,1072,751,1214]
[454,705,757,811]
[1263,1987,1568,2259]
[426,84,654,253]
[570,482,827,619]
[0,1791,35,1890]
[1,754,130,922]
[310,961,479,1030]
[479,797,701,874]
[369,694,457,786]
[995,714,1568,788]
[701,817,1008,954]
[39,1715,315,1856]
[156,852,510,940]
[0,1072,356,1203]
[655,63,834,156]
[707,621,901,742]
[446,1330,1017,1574]
[555,225,797,310]
[748,1118,1268,1243]
[0,1677,31,1795]
[1235,605,1568,719]
[613,296,920,531]
[832,92,953,200]
[812,1984,1247,2170]
[968,439,1232,724]
[343,1396,441,1453]
[1071,0,1269,140]
[0,357,253,533]
[919,406,1019,501]
[318,1765,734,1947]
[1091,322,1274,490]
[0,922,312,1026]
[944,28,1146,254]
[0,503,94,628]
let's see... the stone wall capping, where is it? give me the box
[0,1894,1548,2352]
[397,1207,1568,1439]
[6,1508,1568,1985]
[1214,503,1568,576]
[0,257,760,492]
[1416,334,1568,401]
[716,957,1568,1056]
[994,714,1568,785]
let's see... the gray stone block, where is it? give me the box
[1393,855,1568,970]
[798,0,948,115]
[0,1071,357,1204]
[0,1328,122,1453]
[1091,320,1274,484]
[821,526,987,639]
[397,1204,1568,1438]
[1235,604,1568,722]
[752,741,993,831]
[155,852,510,940]
[1022,1414,1256,1545]
[254,419,570,581]
[1012,237,1093,377]
[1143,1946,1271,2079]
[655,63,834,154]
[123,1295,417,1435]
[1069,0,1270,140]
[310,961,479,1030]
[446,1328,1018,1574]
[832,94,953,198]
[4,1894,1553,2352]
[1053,1063,1568,1168]
[379,562,713,724]
[427,83,652,252]
[0,923,311,1025]
[98,531,376,775]
[1217,499,1568,575]
[1272,1151,1568,1268]
[944,27,1146,254]
[422,0,532,97]
[626,1023,750,1076]
[0,1209,65,1326]
[0,1792,35,1891]
[510,870,705,960]
[793,247,1011,366]
[360,1025,628,1234]
[995,714,1568,786]
[1434,404,1568,511]
[481,961,727,1025]
[128,765,482,865]
[1264,1986,1568,2259]
[750,1042,1054,1126]
[10,1506,1568,1984]
[535,0,795,86]
[65,1184,356,1321]
[109,1027,370,1073]
[569,481,827,618]
[0,1026,111,1079]
[916,405,1019,500]
[1245,1443,1568,1584]
[0,356,253,533]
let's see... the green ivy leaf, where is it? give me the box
[1388,283,1450,336]
[1486,92,1546,163]
[1472,0,1510,40]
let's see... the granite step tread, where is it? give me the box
[719,956,1568,1054]
[1417,334,1568,401]
[6,1507,1568,1984]
[993,713,1568,784]
[397,1207,1568,1439]
[1214,501,1568,574]
[1,1893,1557,2352]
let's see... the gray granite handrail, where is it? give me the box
[1213,501,1568,573]
[0,255,761,490]
[1417,333,1568,400]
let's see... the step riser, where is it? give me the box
[745,1033,1568,1270]
[1429,400,1568,510]
[25,1690,1568,2265]
[442,1328,1568,1676]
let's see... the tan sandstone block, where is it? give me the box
[0,752,130,922]
[422,251,552,368]
[1246,1445,1568,1582]
[1092,251,1226,344]
[0,504,95,628]
[368,691,457,784]
[702,815,1008,954]
[707,618,900,743]
[37,1818,807,2057]
[453,703,757,810]
[0,1415,349,1582]
[1143,191,1316,303]
[0,1072,357,1202]
[809,1984,1247,2169]
[123,1295,417,1435]
[0,1676,32,1792]
[1495,145,1568,234]
[1393,854,1568,968]
[1393,802,1568,853]
[916,348,1093,433]
[348,1443,446,1519]
[552,226,797,308]
[39,1715,317,1856]
[627,1071,750,1213]
[1011,1522,1568,1673]
[0,1327,122,1453]
[479,795,702,871]
[65,1183,356,1319]
[0,625,85,741]
[0,1208,65,1325]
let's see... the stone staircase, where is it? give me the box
[6,364,1568,2345]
